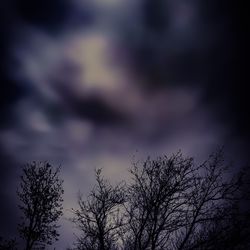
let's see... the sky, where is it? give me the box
[0,0,248,249]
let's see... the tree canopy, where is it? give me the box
[17,162,64,250]
[72,151,250,250]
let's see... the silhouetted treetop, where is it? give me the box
[72,169,125,250]
[71,150,250,250]
[17,161,64,250]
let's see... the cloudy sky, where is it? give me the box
[0,0,248,248]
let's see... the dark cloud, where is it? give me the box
[199,0,248,133]
[56,90,128,126]
[120,0,248,138]
[50,68,128,126]
[0,3,21,126]
[142,0,169,33]
[68,96,127,126]
[10,0,71,31]
[0,75,24,128]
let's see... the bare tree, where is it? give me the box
[17,162,64,250]
[122,152,196,250]
[182,203,250,250]
[123,150,249,250]
[72,169,125,250]
[175,151,247,250]
[71,150,249,250]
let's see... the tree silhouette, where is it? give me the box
[173,151,249,250]
[17,162,64,250]
[182,203,250,250]
[72,169,125,250]
[71,150,249,250]
[123,152,196,250]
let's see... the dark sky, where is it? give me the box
[0,0,249,248]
